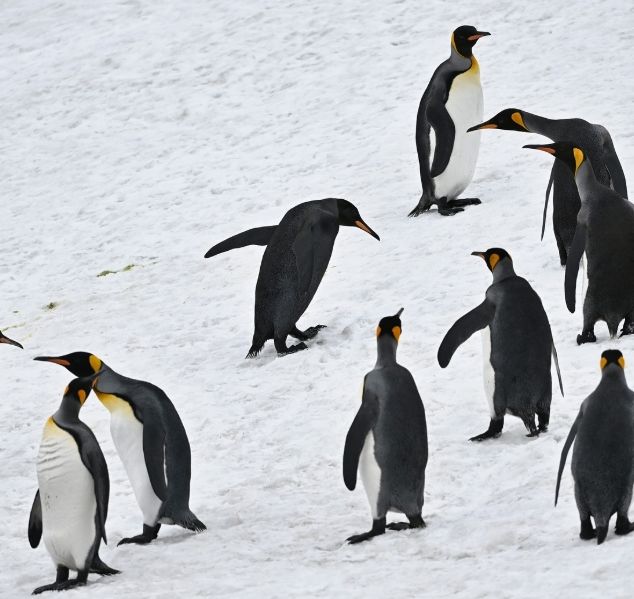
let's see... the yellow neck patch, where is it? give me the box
[489,254,500,270]
[392,326,401,341]
[573,148,584,173]
[511,112,527,130]
[89,354,102,372]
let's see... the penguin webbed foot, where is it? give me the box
[576,330,597,345]
[437,207,464,216]
[117,523,160,546]
[290,325,326,341]
[446,198,481,208]
[470,418,504,442]
[407,196,433,217]
[346,518,385,544]
[619,321,634,337]
[579,518,596,540]
[615,515,634,535]
[32,571,87,595]
[386,522,410,531]
[90,554,120,576]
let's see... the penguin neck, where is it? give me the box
[574,160,600,201]
[491,259,516,282]
[53,397,81,423]
[449,46,473,72]
[375,336,398,367]
[600,367,627,387]
[521,111,555,136]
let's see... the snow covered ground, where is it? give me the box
[1,0,633,597]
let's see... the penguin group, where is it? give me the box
[7,19,634,596]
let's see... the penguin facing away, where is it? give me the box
[34,352,206,545]
[469,109,627,265]
[205,198,380,357]
[0,329,23,348]
[438,249,564,440]
[343,309,428,544]
[29,375,119,594]
[409,25,490,217]
[555,350,634,545]
[525,142,634,342]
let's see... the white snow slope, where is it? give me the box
[2,1,633,597]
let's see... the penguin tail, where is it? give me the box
[596,524,609,545]
[161,504,207,533]
[246,333,267,358]
[91,553,120,576]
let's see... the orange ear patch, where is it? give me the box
[489,254,500,270]
[619,356,626,369]
[392,326,401,341]
[573,148,585,172]
[77,389,87,404]
[376,326,382,338]
[600,357,608,369]
[511,112,527,130]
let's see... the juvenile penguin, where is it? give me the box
[343,309,428,543]
[555,350,634,545]
[34,352,206,545]
[525,142,634,342]
[469,109,627,264]
[409,25,490,217]
[438,249,564,440]
[205,198,380,357]
[28,375,119,594]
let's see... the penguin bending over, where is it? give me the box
[0,329,23,348]
[555,350,634,545]
[409,25,490,217]
[29,375,119,594]
[438,249,564,440]
[525,142,634,342]
[205,198,380,357]
[469,109,627,265]
[34,352,206,545]
[343,309,428,543]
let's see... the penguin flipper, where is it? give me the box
[564,224,587,313]
[541,165,555,241]
[428,103,455,178]
[602,134,628,198]
[142,418,168,501]
[555,411,582,506]
[204,226,277,258]
[28,489,42,548]
[437,299,496,368]
[552,341,564,396]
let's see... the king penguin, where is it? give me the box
[438,249,564,440]
[555,350,634,545]
[0,330,23,348]
[205,198,380,357]
[525,142,634,342]
[409,25,490,217]
[34,352,206,545]
[343,309,428,544]
[469,109,627,264]
[28,375,119,594]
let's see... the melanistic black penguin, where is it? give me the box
[29,375,119,594]
[34,352,206,545]
[438,249,564,440]
[343,309,428,543]
[525,142,634,342]
[469,109,627,264]
[555,350,634,545]
[409,25,490,217]
[205,198,380,356]
[0,329,23,348]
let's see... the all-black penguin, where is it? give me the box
[555,350,634,545]
[438,249,564,440]
[28,375,119,594]
[0,329,23,348]
[409,25,490,217]
[34,352,206,545]
[205,198,380,357]
[343,309,428,543]
[469,109,627,264]
[525,142,634,342]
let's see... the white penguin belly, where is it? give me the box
[481,327,496,418]
[433,69,483,200]
[37,420,96,571]
[359,431,382,519]
[98,393,163,526]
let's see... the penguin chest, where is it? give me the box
[37,419,96,571]
[481,327,496,418]
[433,69,483,199]
[359,431,382,519]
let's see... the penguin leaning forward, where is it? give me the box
[555,350,634,545]
[525,142,634,342]
[205,198,379,357]
[409,25,490,217]
[438,249,564,440]
[343,309,428,543]
[34,352,206,545]
[28,375,119,594]
[469,109,627,264]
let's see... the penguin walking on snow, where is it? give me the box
[28,375,119,594]
[555,350,634,545]
[343,309,428,544]
[469,109,627,264]
[409,25,490,217]
[34,352,206,545]
[205,198,380,357]
[438,249,564,440]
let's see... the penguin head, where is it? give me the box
[63,374,98,406]
[335,199,380,241]
[452,25,490,57]
[34,351,103,377]
[467,109,529,133]
[0,330,23,349]
[376,308,404,342]
[600,349,625,373]
[523,142,586,175]
[471,248,512,272]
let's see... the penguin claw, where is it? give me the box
[278,342,308,356]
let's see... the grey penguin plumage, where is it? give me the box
[469,109,627,265]
[34,352,206,546]
[525,142,634,342]
[343,309,428,544]
[409,25,490,217]
[438,249,564,440]
[29,375,119,594]
[205,198,380,357]
[555,350,634,545]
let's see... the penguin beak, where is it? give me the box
[471,251,486,261]
[0,331,23,349]
[523,144,557,156]
[33,356,71,366]
[468,31,491,41]
[467,120,497,132]
[354,220,380,241]
[396,307,404,317]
